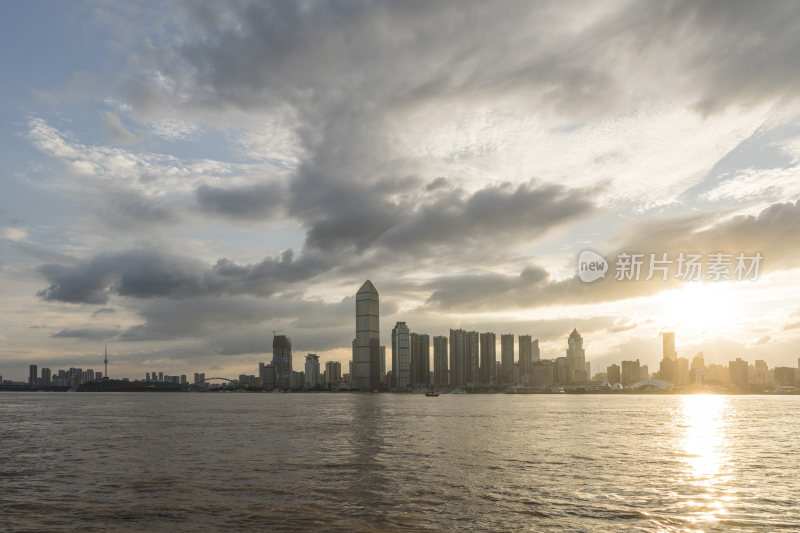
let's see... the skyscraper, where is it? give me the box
[325,361,342,387]
[104,344,108,379]
[501,334,514,385]
[433,335,448,387]
[662,332,677,361]
[29,364,37,386]
[518,335,532,385]
[621,359,640,386]
[607,363,621,384]
[354,280,379,391]
[272,334,293,389]
[380,346,386,385]
[391,321,411,389]
[410,333,430,387]
[449,329,466,387]
[466,331,480,385]
[479,332,496,385]
[729,357,749,389]
[305,354,320,389]
[566,329,586,383]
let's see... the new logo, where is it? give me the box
[578,250,608,283]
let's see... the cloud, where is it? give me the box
[195,182,285,220]
[51,327,121,341]
[36,248,328,304]
[426,200,800,311]
[116,294,356,349]
[121,1,800,122]
[101,112,139,145]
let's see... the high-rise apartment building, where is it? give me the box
[392,321,411,389]
[272,335,293,389]
[305,354,320,389]
[518,335,532,385]
[501,334,514,385]
[410,333,430,387]
[607,363,621,384]
[433,336,448,387]
[479,332,496,385]
[325,361,342,387]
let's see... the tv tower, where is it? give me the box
[104,345,108,379]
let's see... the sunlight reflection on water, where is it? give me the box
[679,395,733,526]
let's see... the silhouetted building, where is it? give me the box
[290,371,304,390]
[325,361,342,387]
[392,322,411,389]
[479,332,496,385]
[433,336,448,387]
[677,357,689,385]
[774,366,794,386]
[466,331,480,385]
[566,329,586,383]
[607,363,621,384]
[518,335,532,385]
[729,358,749,389]
[272,335,293,389]
[305,354,320,389]
[662,332,677,361]
[449,329,466,387]
[554,357,569,384]
[29,364,37,386]
[532,360,555,387]
[410,333,430,387]
[40,367,51,385]
[354,280,380,391]
[379,346,386,385]
[621,359,640,386]
[501,334,514,385]
[749,360,769,388]
[659,356,677,384]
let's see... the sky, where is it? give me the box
[2,0,800,381]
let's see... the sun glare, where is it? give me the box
[655,282,745,338]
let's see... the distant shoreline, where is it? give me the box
[1,386,798,395]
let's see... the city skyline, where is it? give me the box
[8,270,798,392]
[4,2,800,381]
[2,275,799,382]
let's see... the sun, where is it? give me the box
[654,282,745,338]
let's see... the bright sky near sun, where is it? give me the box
[2,1,800,380]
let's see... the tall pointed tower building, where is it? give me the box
[354,280,379,390]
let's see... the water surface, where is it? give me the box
[2,393,798,531]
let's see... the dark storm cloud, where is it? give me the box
[195,182,285,220]
[123,1,800,121]
[51,327,121,341]
[379,181,595,251]
[108,0,800,265]
[37,248,329,304]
